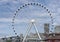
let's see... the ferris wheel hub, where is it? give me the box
[30,19,35,23]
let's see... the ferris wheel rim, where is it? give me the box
[12,2,54,36]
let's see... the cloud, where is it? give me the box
[0,0,8,2]
[0,0,17,3]
[0,17,50,24]
[53,22,59,26]
[0,18,29,23]
[0,33,11,38]
[19,0,29,3]
[46,0,60,25]
[0,0,60,37]
[0,24,7,28]
[0,18,12,23]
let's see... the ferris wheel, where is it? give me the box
[12,2,54,42]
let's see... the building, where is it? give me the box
[0,33,60,42]
[0,24,60,42]
[46,33,60,42]
[54,25,60,33]
[44,23,49,34]
[24,33,46,42]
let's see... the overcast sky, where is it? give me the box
[0,0,60,38]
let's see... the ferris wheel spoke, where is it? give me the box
[23,23,33,42]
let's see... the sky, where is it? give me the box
[0,0,60,38]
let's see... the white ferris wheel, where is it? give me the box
[12,2,54,42]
